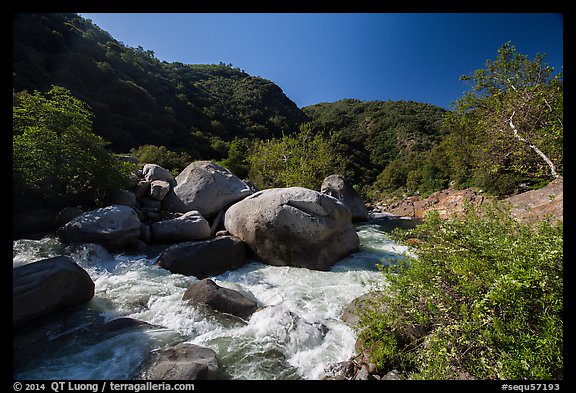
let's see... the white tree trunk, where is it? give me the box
[509,111,559,179]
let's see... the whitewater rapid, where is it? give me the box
[13,223,412,380]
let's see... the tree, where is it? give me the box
[455,42,562,182]
[13,85,134,211]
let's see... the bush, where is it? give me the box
[129,144,192,175]
[13,85,135,211]
[357,204,563,379]
[247,123,345,190]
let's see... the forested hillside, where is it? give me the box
[303,99,448,197]
[12,13,309,155]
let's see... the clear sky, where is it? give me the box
[79,13,563,109]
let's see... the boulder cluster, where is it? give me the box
[13,159,371,380]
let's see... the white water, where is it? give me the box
[13,223,412,380]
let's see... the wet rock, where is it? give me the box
[182,279,258,320]
[145,342,218,380]
[150,211,211,243]
[156,236,246,278]
[13,256,95,328]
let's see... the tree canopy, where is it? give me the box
[13,86,134,212]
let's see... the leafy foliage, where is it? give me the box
[13,86,135,212]
[247,123,346,190]
[436,42,563,195]
[357,205,563,379]
[129,144,192,175]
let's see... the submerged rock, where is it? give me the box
[182,279,258,320]
[156,236,246,278]
[224,187,359,270]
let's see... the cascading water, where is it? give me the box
[13,221,415,380]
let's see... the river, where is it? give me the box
[13,219,416,380]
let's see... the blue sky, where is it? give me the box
[80,13,563,109]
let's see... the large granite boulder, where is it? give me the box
[13,256,95,328]
[57,205,141,251]
[321,174,369,222]
[162,161,253,217]
[156,236,246,278]
[182,279,258,320]
[150,211,211,243]
[145,342,218,380]
[224,187,359,271]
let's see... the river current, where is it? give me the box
[13,221,414,380]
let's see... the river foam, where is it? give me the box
[13,223,411,380]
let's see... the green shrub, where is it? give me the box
[357,204,563,380]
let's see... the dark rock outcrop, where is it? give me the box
[13,256,95,328]
[156,236,246,278]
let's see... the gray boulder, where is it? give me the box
[145,342,218,380]
[162,161,253,217]
[142,164,175,185]
[157,236,246,278]
[13,256,95,328]
[150,180,171,200]
[150,211,211,243]
[183,279,258,320]
[321,174,369,222]
[57,205,141,251]
[224,187,359,270]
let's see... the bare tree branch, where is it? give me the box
[508,111,559,178]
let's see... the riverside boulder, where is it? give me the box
[57,205,141,251]
[321,174,369,222]
[162,161,253,217]
[13,256,95,328]
[224,187,359,270]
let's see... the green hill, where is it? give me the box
[12,13,309,155]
